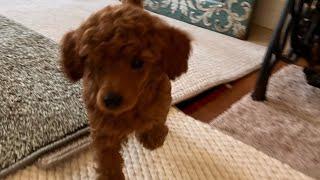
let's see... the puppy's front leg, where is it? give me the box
[136,123,169,150]
[136,75,171,150]
[93,136,125,180]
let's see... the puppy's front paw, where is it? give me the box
[137,124,168,150]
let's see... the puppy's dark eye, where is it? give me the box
[131,59,144,70]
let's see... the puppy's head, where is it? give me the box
[60,3,191,115]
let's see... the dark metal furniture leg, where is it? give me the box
[251,0,292,101]
[251,54,279,101]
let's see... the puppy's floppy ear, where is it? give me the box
[60,30,85,82]
[160,27,192,80]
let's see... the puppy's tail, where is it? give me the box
[121,0,143,8]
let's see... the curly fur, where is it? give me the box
[59,1,191,179]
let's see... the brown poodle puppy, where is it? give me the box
[59,0,191,179]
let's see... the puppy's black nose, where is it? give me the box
[104,92,123,109]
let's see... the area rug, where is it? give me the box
[0,0,266,103]
[4,108,312,180]
[211,65,320,179]
[0,15,90,178]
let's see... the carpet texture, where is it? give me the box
[0,0,266,103]
[5,108,312,180]
[211,65,320,179]
[0,15,90,178]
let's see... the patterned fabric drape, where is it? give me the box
[144,0,255,39]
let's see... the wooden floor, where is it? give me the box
[183,25,289,123]
[189,62,285,123]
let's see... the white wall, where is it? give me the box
[252,0,286,30]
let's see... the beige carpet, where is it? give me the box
[211,65,320,179]
[0,0,266,103]
[4,108,312,180]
